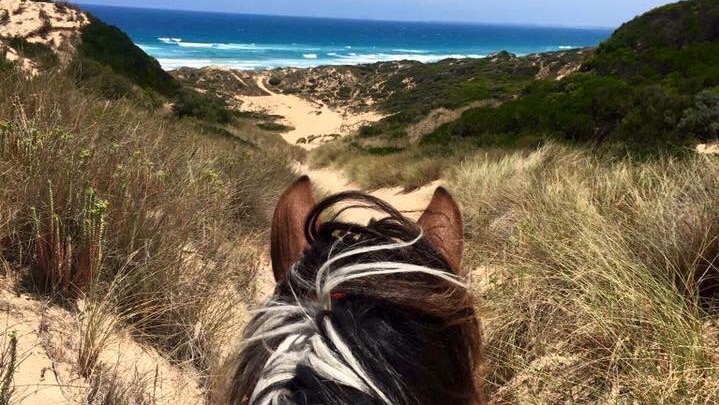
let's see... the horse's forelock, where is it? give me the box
[229,192,482,405]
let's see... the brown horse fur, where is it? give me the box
[227,176,483,405]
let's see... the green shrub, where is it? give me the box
[5,37,58,69]
[0,332,17,405]
[257,122,292,132]
[414,0,719,150]
[77,16,179,96]
[0,57,14,73]
[679,90,719,141]
[172,88,233,124]
[68,57,137,99]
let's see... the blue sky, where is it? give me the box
[81,0,675,27]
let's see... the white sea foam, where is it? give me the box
[138,44,162,52]
[158,51,490,70]
[558,45,575,50]
[158,40,327,53]
[158,58,219,69]
[215,43,258,50]
[392,49,430,54]
[158,37,182,44]
[177,42,215,48]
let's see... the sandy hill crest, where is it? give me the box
[0,0,89,73]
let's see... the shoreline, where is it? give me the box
[158,47,594,72]
[171,48,591,148]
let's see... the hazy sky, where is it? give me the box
[81,0,675,27]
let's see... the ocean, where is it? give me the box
[80,4,613,71]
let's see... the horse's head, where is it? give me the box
[229,176,481,405]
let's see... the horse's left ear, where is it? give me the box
[417,187,464,274]
[271,176,316,282]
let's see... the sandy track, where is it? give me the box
[292,162,440,222]
[254,163,440,301]
[238,76,383,149]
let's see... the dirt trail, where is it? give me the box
[254,164,440,301]
[254,161,440,298]
[291,162,440,222]
[242,74,440,301]
[238,76,383,149]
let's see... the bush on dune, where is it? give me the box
[72,15,236,123]
[680,89,719,141]
[77,15,179,97]
[0,71,295,374]
[450,144,719,403]
[173,88,233,124]
[430,73,695,150]
[4,37,58,70]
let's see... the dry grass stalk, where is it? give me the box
[450,144,719,403]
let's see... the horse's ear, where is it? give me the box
[271,176,315,282]
[417,187,464,274]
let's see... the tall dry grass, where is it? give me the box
[0,70,295,382]
[450,144,719,403]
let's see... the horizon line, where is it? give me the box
[76,2,618,31]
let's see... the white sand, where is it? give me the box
[292,162,440,223]
[697,143,719,154]
[0,284,203,405]
[0,0,89,72]
[237,76,384,149]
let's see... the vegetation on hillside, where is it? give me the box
[4,37,58,69]
[70,14,234,122]
[309,0,719,190]
[429,0,719,149]
[75,15,178,96]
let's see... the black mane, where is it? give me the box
[228,192,481,405]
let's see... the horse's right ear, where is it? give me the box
[417,187,464,274]
[271,176,315,282]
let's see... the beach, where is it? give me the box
[81,4,613,70]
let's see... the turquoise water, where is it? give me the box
[81,4,613,70]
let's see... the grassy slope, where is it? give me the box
[452,144,719,403]
[0,6,305,397]
[0,68,295,400]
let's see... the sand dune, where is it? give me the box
[0,0,88,71]
[0,284,203,405]
[697,143,719,154]
[237,76,384,149]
